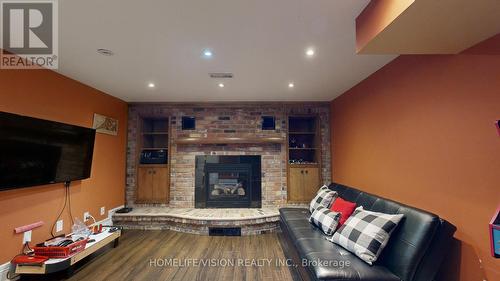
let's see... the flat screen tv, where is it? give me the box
[0,111,96,190]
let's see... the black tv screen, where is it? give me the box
[0,111,96,190]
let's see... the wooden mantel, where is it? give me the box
[175,136,285,145]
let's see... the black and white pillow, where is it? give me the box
[328,206,404,265]
[309,205,341,236]
[309,185,337,213]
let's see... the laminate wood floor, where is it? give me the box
[21,230,294,281]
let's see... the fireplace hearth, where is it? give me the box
[195,156,261,208]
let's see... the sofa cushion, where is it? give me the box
[279,208,310,226]
[329,206,404,265]
[309,205,341,236]
[295,237,339,259]
[310,185,338,213]
[289,225,325,241]
[279,208,325,242]
[331,197,357,227]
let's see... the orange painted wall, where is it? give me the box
[330,54,500,280]
[0,69,127,264]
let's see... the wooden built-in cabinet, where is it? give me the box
[137,166,169,203]
[288,166,320,203]
[287,115,322,203]
[136,117,170,204]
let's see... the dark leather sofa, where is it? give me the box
[279,183,456,281]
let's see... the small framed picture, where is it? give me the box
[93,113,118,136]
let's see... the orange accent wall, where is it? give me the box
[0,69,127,264]
[330,54,500,280]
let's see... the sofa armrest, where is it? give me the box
[412,219,457,281]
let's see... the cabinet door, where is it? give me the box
[303,167,320,202]
[137,167,153,202]
[152,167,169,203]
[288,167,304,202]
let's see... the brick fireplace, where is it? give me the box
[125,103,331,208]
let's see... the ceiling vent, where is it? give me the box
[209,73,233,79]
[97,48,114,56]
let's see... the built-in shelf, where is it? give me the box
[287,116,321,203]
[175,136,285,145]
[137,116,170,204]
[288,116,318,163]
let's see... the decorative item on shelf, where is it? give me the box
[140,149,167,164]
[289,137,297,148]
[290,160,318,165]
[93,113,118,136]
[289,159,315,164]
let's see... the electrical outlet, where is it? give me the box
[23,230,32,244]
[56,220,63,232]
[83,211,90,222]
[100,206,106,216]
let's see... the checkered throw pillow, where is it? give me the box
[328,206,404,265]
[309,185,338,213]
[309,206,341,236]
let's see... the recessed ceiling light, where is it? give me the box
[148,82,155,88]
[305,48,315,57]
[203,49,213,58]
[218,83,225,88]
[288,83,295,88]
[97,48,114,56]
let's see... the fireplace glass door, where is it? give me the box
[205,163,252,207]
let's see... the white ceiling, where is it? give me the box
[57,0,396,102]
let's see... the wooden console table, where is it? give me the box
[11,230,121,275]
